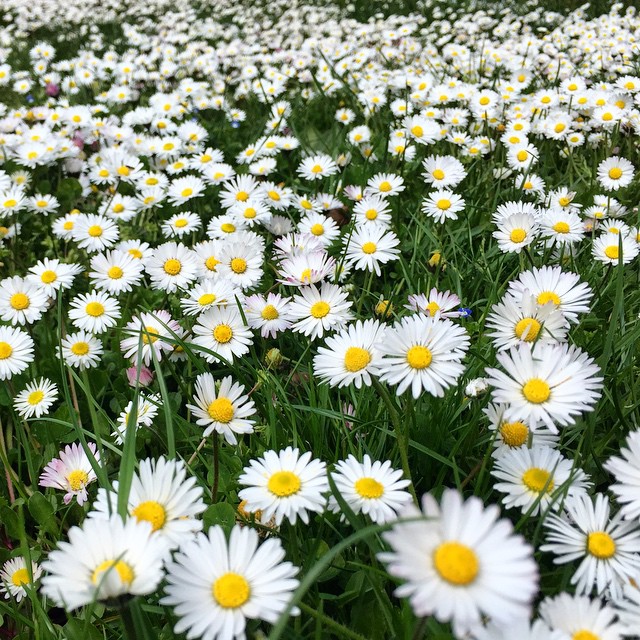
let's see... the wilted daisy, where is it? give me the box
[0,557,42,603]
[191,306,253,364]
[378,314,470,399]
[162,525,299,640]
[492,445,590,515]
[344,227,400,276]
[91,457,205,549]
[379,489,538,637]
[120,310,181,365]
[187,373,256,444]
[39,442,99,506]
[13,377,58,419]
[68,290,121,334]
[238,447,328,525]
[89,250,144,294]
[329,454,411,523]
[485,343,603,431]
[597,156,635,191]
[0,276,48,325]
[0,325,34,380]
[41,514,167,611]
[541,493,640,600]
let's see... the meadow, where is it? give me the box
[0,0,639,637]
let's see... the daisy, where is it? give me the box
[112,392,161,444]
[597,156,635,191]
[72,214,119,253]
[146,241,199,293]
[485,343,603,431]
[298,212,341,247]
[492,445,590,515]
[422,155,467,188]
[493,213,539,254]
[352,195,393,228]
[91,457,205,549]
[68,290,121,334]
[39,442,99,506]
[277,251,335,287]
[379,489,538,638]
[297,154,339,181]
[162,525,299,640]
[161,211,202,238]
[0,557,42,603]
[13,377,58,419]
[405,288,462,318]
[120,310,181,366]
[243,292,293,338]
[238,447,328,525]
[470,619,554,640]
[507,266,593,324]
[215,242,264,290]
[539,208,584,246]
[343,227,400,276]
[187,373,256,444]
[616,585,640,632]
[289,283,354,340]
[604,430,640,521]
[329,454,411,523]
[191,306,253,364]
[313,319,385,389]
[167,175,205,205]
[89,250,144,295]
[365,172,405,198]
[180,279,239,316]
[0,325,34,380]
[207,214,247,240]
[219,175,260,209]
[377,315,470,399]
[422,190,466,224]
[229,199,272,227]
[541,493,640,600]
[41,514,167,611]
[117,239,152,263]
[59,331,103,370]
[0,276,48,325]
[592,234,639,266]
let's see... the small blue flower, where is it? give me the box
[458,307,472,318]
[231,120,240,129]
[26,95,34,104]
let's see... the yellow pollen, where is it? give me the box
[354,477,384,499]
[128,248,143,259]
[541,96,551,104]
[71,342,89,356]
[509,136,520,144]
[608,167,623,180]
[181,188,193,198]
[499,421,529,447]
[63,221,74,231]
[516,150,528,162]
[268,471,301,497]
[365,209,378,220]
[553,221,570,234]
[36,200,48,208]
[244,207,256,219]
[310,223,324,236]
[568,83,578,91]
[378,181,392,192]
[163,259,182,275]
[221,223,236,233]
[213,324,233,343]
[406,345,432,369]
[207,397,234,423]
[0,342,12,359]
[344,347,371,372]
[98,169,109,178]
[436,199,451,210]
[301,199,313,210]
[205,256,219,271]
[92,559,134,586]
[72,115,81,123]
[132,500,166,531]
[554,123,566,133]
[587,531,616,560]
[426,301,440,316]
[88,225,103,237]
[362,242,377,254]
[142,326,159,344]
[117,166,130,177]
[67,469,89,491]
[108,266,123,279]
[10,293,29,310]
[573,631,599,640]
[558,197,571,207]
[411,125,423,137]
[432,169,445,180]
[261,304,279,320]
[537,291,560,306]
[85,302,105,317]
[433,542,479,586]
[174,218,188,228]
[230,257,247,274]
[27,390,44,405]
[310,301,330,318]
[11,568,29,587]
[479,96,490,106]
[515,317,541,342]
[604,246,619,260]
[522,378,550,403]
[112,204,124,214]
[510,228,527,243]
[522,467,554,493]
[212,573,250,609]
[236,191,249,202]
[267,190,280,201]
[146,177,159,185]
[198,294,216,306]
[602,112,613,121]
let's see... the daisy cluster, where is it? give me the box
[0,0,640,638]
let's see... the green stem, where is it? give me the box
[299,602,367,640]
[212,434,220,501]
[120,602,137,640]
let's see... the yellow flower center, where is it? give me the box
[230,257,247,273]
[362,242,377,254]
[500,422,529,447]
[88,225,103,237]
[608,227,619,235]
[608,167,622,180]
[99,169,109,178]
[522,378,550,403]
[0,342,13,359]
[10,293,29,310]
[558,197,571,207]
[212,573,250,609]
[174,218,188,228]
[354,477,384,499]
[71,342,89,356]
[432,169,445,180]
[554,123,566,133]
[261,304,279,320]
[198,293,216,306]
[510,228,527,243]
[67,469,89,491]
[267,471,301,497]
[27,390,44,405]
[92,559,134,586]
[537,291,560,306]
[244,207,256,219]
[516,150,528,162]
[479,96,490,106]
[411,125,423,137]
[207,397,234,423]
[220,223,236,233]
[436,199,451,210]
[587,531,616,559]
[113,204,125,214]
[107,266,123,279]
[310,223,324,236]
[573,631,599,640]
[132,500,167,532]
[365,209,378,220]
[181,188,193,198]
[267,190,280,201]
[311,164,323,174]
[522,467,554,493]
[128,248,143,259]
[552,221,570,234]
[86,302,105,317]
[378,181,392,192]
[236,191,249,202]
[433,542,479,586]
[310,301,330,318]
[163,259,182,275]
[117,166,130,176]
[514,317,541,342]
[213,324,233,343]
[4,199,17,208]
[602,112,612,121]
[36,200,48,208]
[426,301,440,316]
[11,568,29,587]
[344,346,371,372]
[406,345,432,369]
[604,246,619,260]
[205,256,219,271]
[63,221,74,231]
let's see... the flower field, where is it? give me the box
[1,0,640,637]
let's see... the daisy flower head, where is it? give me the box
[592,234,639,266]
[0,325,34,380]
[112,392,161,444]
[238,447,329,525]
[343,226,400,276]
[379,488,538,638]
[186,373,256,444]
[229,198,272,227]
[378,314,470,399]
[91,456,205,549]
[161,211,202,238]
[219,174,260,209]
[215,241,264,290]
[541,493,640,600]
[26,258,82,297]
[597,156,635,191]
[615,584,640,632]
[146,241,199,293]
[298,211,341,247]
[276,250,335,288]
[72,214,119,253]
[493,212,539,254]
[191,306,253,364]
[492,445,590,516]
[297,153,339,181]
[422,190,465,224]
[89,249,144,295]
[422,155,466,188]
[0,276,48,325]
[352,195,393,228]
[405,288,462,319]
[243,292,293,338]
[120,310,181,366]
[365,172,405,198]
[470,619,554,640]
[13,377,58,419]
[313,319,385,389]
[39,442,99,506]
[329,454,411,523]
[59,330,103,370]
[0,557,42,603]
[162,525,299,640]
[41,514,167,611]
[167,174,205,205]
[604,430,640,521]
[68,290,121,334]
[289,283,354,340]
[539,208,585,246]
[180,279,240,316]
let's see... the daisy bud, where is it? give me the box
[126,365,154,387]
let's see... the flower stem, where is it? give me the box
[120,602,137,640]
[212,434,220,501]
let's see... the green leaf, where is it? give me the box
[28,492,56,533]
[203,503,236,532]
[63,618,103,640]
